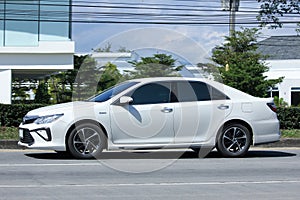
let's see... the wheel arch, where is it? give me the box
[65,119,108,151]
[217,119,254,145]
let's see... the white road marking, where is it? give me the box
[0,180,299,188]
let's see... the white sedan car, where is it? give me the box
[18,77,280,158]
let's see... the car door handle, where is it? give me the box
[161,107,173,113]
[218,104,229,110]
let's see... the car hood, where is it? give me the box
[26,101,100,116]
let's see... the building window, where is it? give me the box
[0,0,71,47]
[291,87,300,107]
[267,87,279,98]
[5,0,39,46]
[40,0,71,41]
[0,2,4,46]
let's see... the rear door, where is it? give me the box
[172,81,232,143]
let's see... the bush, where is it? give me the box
[277,107,300,129]
[0,104,47,127]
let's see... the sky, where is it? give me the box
[71,0,299,64]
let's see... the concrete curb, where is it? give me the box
[256,138,300,148]
[0,140,19,149]
[1,139,300,149]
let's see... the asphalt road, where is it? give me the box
[0,148,299,200]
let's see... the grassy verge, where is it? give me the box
[0,127,19,140]
[281,129,300,138]
[1,127,300,140]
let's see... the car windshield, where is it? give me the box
[88,81,138,102]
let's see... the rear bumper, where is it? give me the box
[252,118,281,145]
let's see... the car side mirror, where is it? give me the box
[119,96,133,104]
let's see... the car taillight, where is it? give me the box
[267,102,277,113]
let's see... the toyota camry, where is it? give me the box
[18,77,280,158]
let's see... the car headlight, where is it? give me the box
[34,114,64,124]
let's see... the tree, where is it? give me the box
[12,79,31,101]
[34,81,51,104]
[257,0,300,33]
[72,55,101,100]
[47,55,86,103]
[125,54,182,78]
[210,28,283,97]
[92,42,112,53]
[97,62,122,91]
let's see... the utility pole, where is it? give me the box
[221,0,240,37]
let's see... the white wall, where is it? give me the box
[0,41,74,104]
[0,69,12,104]
[265,59,300,105]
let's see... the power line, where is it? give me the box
[0,0,299,26]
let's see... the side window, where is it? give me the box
[190,81,211,101]
[211,87,230,100]
[131,83,171,105]
[174,81,211,102]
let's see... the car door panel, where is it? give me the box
[110,103,174,144]
[110,82,175,144]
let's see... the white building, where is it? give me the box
[0,0,74,104]
[91,52,134,73]
[91,52,200,77]
[258,36,300,106]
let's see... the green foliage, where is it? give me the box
[47,55,86,103]
[281,129,300,138]
[257,0,300,31]
[0,104,47,127]
[126,54,182,78]
[211,28,283,97]
[277,107,300,129]
[273,96,288,107]
[34,82,51,104]
[97,62,122,92]
[72,56,101,100]
[12,78,36,101]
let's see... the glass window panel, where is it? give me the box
[131,83,171,105]
[174,81,212,102]
[0,1,4,46]
[40,0,70,41]
[5,0,38,46]
[291,92,300,107]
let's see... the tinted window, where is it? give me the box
[88,82,138,102]
[173,81,229,102]
[131,83,171,105]
[174,81,211,102]
[211,87,230,100]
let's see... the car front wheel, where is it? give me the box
[216,123,251,157]
[67,123,106,159]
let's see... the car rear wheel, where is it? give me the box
[216,123,251,157]
[67,123,106,159]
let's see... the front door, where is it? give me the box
[110,82,175,144]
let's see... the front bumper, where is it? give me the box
[18,122,67,151]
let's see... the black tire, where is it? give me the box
[216,123,251,158]
[67,123,106,159]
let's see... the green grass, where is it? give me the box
[281,129,300,138]
[0,127,19,140]
[1,127,300,140]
